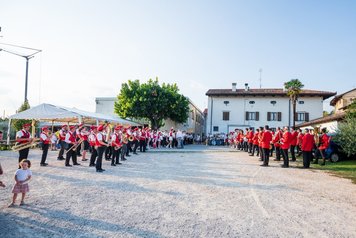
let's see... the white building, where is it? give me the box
[95,97,205,136]
[206,83,336,134]
[95,97,116,116]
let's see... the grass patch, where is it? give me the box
[295,156,356,184]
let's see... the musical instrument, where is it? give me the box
[122,135,129,144]
[67,138,84,152]
[12,138,40,151]
[128,135,135,142]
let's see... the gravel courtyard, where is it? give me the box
[0,146,355,238]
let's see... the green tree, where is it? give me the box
[334,101,356,156]
[114,78,189,130]
[284,79,304,128]
[11,101,32,131]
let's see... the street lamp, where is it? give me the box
[0,42,41,103]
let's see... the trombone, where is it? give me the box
[67,138,84,152]
[12,138,40,151]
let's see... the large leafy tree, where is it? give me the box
[284,79,304,128]
[12,101,32,131]
[114,78,189,130]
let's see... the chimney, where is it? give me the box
[232,83,237,92]
[244,83,249,91]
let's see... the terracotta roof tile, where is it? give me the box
[206,88,336,100]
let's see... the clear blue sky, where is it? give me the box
[1,0,355,116]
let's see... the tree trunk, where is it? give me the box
[292,100,296,129]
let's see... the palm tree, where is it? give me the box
[284,79,304,128]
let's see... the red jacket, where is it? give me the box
[252,133,259,145]
[301,133,314,152]
[248,131,254,143]
[281,131,291,150]
[297,133,304,146]
[319,134,330,150]
[272,131,282,147]
[290,131,298,146]
[261,130,272,149]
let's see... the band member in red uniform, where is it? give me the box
[57,125,67,160]
[95,124,109,172]
[272,127,283,161]
[318,128,330,166]
[248,128,254,154]
[65,126,80,167]
[280,127,291,168]
[80,126,90,161]
[132,127,139,155]
[290,127,298,161]
[40,127,51,166]
[111,125,123,165]
[260,125,272,166]
[140,128,147,152]
[301,129,314,168]
[88,126,98,167]
[16,123,33,165]
[250,128,260,156]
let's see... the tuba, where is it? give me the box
[122,135,129,144]
[129,135,135,142]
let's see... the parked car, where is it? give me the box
[324,133,355,162]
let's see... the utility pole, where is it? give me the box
[0,42,41,103]
[259,68,262,88]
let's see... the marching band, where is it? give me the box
[13,122,331,171]
[228,125,330,168]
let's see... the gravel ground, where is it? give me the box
[0,146,355,238]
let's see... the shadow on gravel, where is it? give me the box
[1,205,163,238]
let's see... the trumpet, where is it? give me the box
[12,138,40,151]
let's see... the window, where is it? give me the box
[298,101,305,104]
[270,101,277,105]
[249,101,255,104]
[223,111,230,121]
[191,110,195,120]
[267,112,282,121]
[245,111,259,121]
[223,101,230,105]
[213,126,219,132]
[295,112,309,122]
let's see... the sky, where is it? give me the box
[1,0,356,117]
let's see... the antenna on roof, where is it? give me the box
[259,68,262,88]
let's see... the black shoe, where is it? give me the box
[273,159,281,161]
[122,158,127,161]
[281,165,289,168]
[57,157,65,161]
[320,162,326,166]
[260,164,268,167]
[115,162,122,165]
[73,163,81,166]
[89,164,95,167]
[249,154,254,156]
[133,152,138,155]
[65,164,72,167]
[81,159,88,161]
[111,164,116,166]
[96,169,104,172]
[40,163,48,166]
[105,158,111,161]
[126,155,131,157]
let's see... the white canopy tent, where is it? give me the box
[7,103,140,144]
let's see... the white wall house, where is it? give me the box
[206,83,336,134]
[95,97,116,116]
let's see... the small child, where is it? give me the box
[8,159,32,207]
